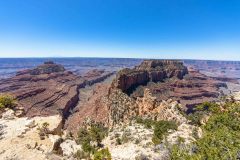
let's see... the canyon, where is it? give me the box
[0,60,233,128]
[0,59,239,159]
[0,61,114,118]
[106,60,230,126]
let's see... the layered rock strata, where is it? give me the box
[65,82,111,134]
[112,60,188,94]
[0,62,114,118]
[0,108,82,160]
[107,88,186,126]
[107,60,226,126]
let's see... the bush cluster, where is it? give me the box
[186,102,219,126]
[152,121,177,145]
[93,148,111,160]
[37,122,50,140]
[171,101,240,159]
[0,94,16,109]
[74,150,90,160]
[136,117,177,145]
[77,123,108,154]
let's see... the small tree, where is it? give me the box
[152,121,177,145]
[0,94,16,109]
[94,148,111,160]
[77,123,108,154]
[38,122,50,140]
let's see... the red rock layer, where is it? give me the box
[0,62,113,118]
[108,60,227,124]
[132,69,227,108]
[65,82,110,134]
[112,60,188,94]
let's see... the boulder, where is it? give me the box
[25,120,36,128]
[14,109,25,117]
[60,140,82,157]
[2,109,15,120]
[49,135,63,154]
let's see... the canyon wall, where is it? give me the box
[112,60,188,94]
[107,60,226,126]
[0,62,113,118]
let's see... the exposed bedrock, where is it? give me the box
[107,60,227,126]
[0,62,114,119]
[112,60,188,94]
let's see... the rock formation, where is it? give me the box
[16,61,65,76]
[0,108,82,160]
[112,60,188,94]
[107,60,227,126]
[65,82,112,134]
[0,62,114,118]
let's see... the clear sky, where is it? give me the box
[0,0,240,60]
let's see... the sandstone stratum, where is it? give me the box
[0,61,114,118]
[107,60,227,125]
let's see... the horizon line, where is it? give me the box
[0,56,240,62]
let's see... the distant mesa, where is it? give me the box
[113,60,188,94]
[44,61,55,64]
[16,61,65,76]
[30,61,65,75]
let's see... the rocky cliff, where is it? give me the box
[0,62,114,118]
[107,60,226,126]
[112,60,188,94]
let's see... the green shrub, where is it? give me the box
[82,141,96,153]
[170,145,193,160]
[135,138,140,144]
[152,121,177,145]
[187,112,204,126]
[77,127,90,144]
[0,94,16,109]
[37,122,50,140]
[89,124,108,146]
[74,150,90,160]
[42,122,49,128]
[186,102,220,126]
[177,137,185,144]
[136,117,177,145]
[136,117,155,128]
[94,148,111,160]
[77,123,108,154]
[0,103,4,109]
[116,137,122,145]
[195,102,219,113]
[170,102,240,159]
[121,131,131,144]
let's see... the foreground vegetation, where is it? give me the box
[171,101,240,160]
[76,123,111,159]
[136,117,178,145]
[0,94,16,109]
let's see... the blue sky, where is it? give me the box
[0,0,240,60]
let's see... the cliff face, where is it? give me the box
[113,60,188,94]
[107,88,187,126]
[107,60,226,126]
[0,62,114,118]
